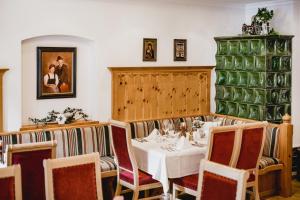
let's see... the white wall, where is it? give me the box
[0,0,244,130]
[246,0,300,147]
[22,35,98,122]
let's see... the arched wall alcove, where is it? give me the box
[21,35,99,125]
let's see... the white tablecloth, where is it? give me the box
[132,138,207,193]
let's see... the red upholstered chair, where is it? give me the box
[0,165,22,200]
[173,125,241,198]
[43,152,103,200]
[110,120,162,200]
[196,159,249,200]
[234,122,267,200]
[5,141,57,200]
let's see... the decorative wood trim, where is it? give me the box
[20,120,101,131]
[109,66,214,121]
[0,68,9,132]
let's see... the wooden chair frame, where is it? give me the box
[0,164,22,200]
[5,141,57,166]
[43,152,103,200]
[196,160,249,200]
[233,122,267,200]
[109,119,162,200]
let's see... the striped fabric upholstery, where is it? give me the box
[263,127,280,159]
[259,156,281,169]
[0,125,116,172]
[129,120,162,139]
[216,117,247,126]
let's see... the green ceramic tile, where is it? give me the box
[237,103,249,118]
[216,71,227,85]
[234,56,243,70]
[216,56,224,69]
[254,89,266,105]
[227,102,237,116]
[237,72,248,86]
[232,87,243,102]
[229,41,239,55]
[279,89,290,104]
[267,89,279,104]
[266,73,277,88]
[276,39,286,54]
[249,105,260,120]
[244,56,255,71]
[223,87,232,100]
[214,35,293,123]
[218,41,228,55]
[239,40,250,55]
[267,39,276,54]
[255,56,266,71]
[227,72,238,85]
[275,105,284,121]
[243,88,254,103]
[270,56,280,71]
[224,56,234,69]
[276,73,286,87]
[280,56,291,71]
[216,100,227,114]
[215,85,224,99]
[266,106,275,121]
[285,104,291,115]
[248,72,260,87]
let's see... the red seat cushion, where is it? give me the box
[120,170,159,185]
[173,174,199,191]
[0,177,15,200]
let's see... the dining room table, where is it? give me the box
[131,133,208,194]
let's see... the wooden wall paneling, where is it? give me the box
[186,72,199,115]
[172,72,187,116]
[157,73,173,118]
[109,66,214,122]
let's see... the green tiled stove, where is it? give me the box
[214,35,293,123]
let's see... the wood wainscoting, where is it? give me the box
[109,66,214,121]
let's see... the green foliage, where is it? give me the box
[28,107,88,125]
[255,7,274,23]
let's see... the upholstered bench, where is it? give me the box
[127,113,293,198]
[0,123,117,178]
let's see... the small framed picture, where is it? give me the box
[37,47,77,99]
[174,39,187,61]
[143,38,157,61]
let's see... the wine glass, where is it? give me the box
[179,122,187,136]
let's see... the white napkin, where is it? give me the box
[176,136,192,150]
[145,128,161,140]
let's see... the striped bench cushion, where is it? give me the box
[0,125,112,160]
[263,127,280,159]
[100,156,117,172]
[259,156,281,169]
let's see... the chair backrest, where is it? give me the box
[206,125,240,166]
[0,165,22,200]
[197,160,249,200]
[235,122,267,171]
[110,120,138,184]
[6,141,57,200]
[43,152,102,200]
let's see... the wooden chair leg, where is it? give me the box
[254,181,260,200]
[115,183,122,196]
[132,189,139,200]
[172,187,178,200]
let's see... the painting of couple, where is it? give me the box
[37,47,76,99]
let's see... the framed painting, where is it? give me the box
[143,38,157,61]
[37,47,76,99]
[174,39,187,61]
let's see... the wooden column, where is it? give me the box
[0,68,8,132]
[279,114,293,197]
